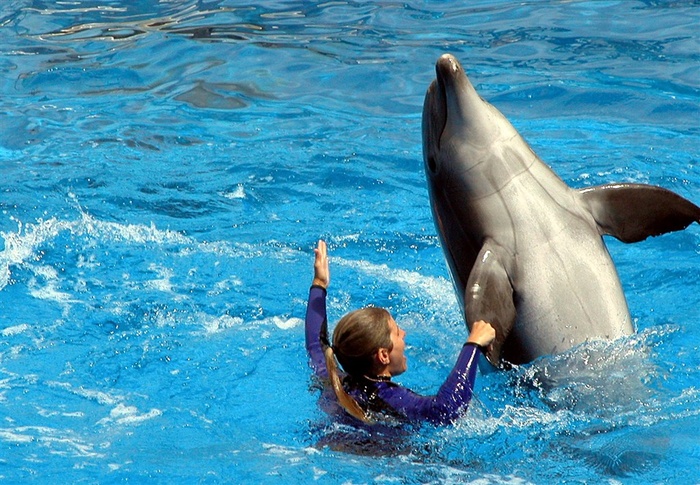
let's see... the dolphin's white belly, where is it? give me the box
[512,228,634,359]
[490,179,635,360]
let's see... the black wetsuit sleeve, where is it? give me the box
[305,285,329,379]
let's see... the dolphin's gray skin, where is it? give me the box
[422,54,700,367]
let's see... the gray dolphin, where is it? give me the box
[422,54,700,367]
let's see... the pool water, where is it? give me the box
[1,1,699,483]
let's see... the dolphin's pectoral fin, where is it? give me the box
[580,183,700,243]
[464,240,516,368]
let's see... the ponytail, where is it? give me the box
[324,345,371,424]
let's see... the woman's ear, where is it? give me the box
[376,347,391,366]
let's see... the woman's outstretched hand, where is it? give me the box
[466,320,496,348]
[312,239,330,289]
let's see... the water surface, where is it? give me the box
[1,1,699,483]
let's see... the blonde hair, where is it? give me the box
[324,307,393,423]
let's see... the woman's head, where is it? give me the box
[332,307,407,378]
[325,306,408,422]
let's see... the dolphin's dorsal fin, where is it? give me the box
[464,239,516,368]
[579,183,700,243]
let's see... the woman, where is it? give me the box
[305,240,495,426]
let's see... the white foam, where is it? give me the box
[76,212,190,246]
[0,214,246,310]
[28,265,78,304]
[144,263,175,293]
[334,256,458,319]
[208,277,243,296]
[0,218,71,290]
[1,324,29,336]
[98,404,162,426]
[46,381,121,406]
[222,184,246,199]
[198,313,244,335]
[0,429,33,443]
[0,425,104,458]
[38,434,105,458]
[271,316,302,330]
[337,258,452,299]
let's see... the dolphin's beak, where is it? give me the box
[435,53,463,93]
[422,54,475,174]
[435,54,476,128]
[422,61,448,172]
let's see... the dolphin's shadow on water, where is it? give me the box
[558,411,700,478]
[563,424,668,477]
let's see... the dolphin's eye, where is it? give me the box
[427,156,437,174]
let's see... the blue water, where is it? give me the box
[1,0,699,482]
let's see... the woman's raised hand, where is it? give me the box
[312,239,330,289]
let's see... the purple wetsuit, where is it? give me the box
[305,285,483,426]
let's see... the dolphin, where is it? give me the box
[422,54,700,367]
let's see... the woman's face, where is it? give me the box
[386,316,407,376]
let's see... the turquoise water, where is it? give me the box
[1,0,699,482]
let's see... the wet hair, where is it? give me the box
[324,307,393,423]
